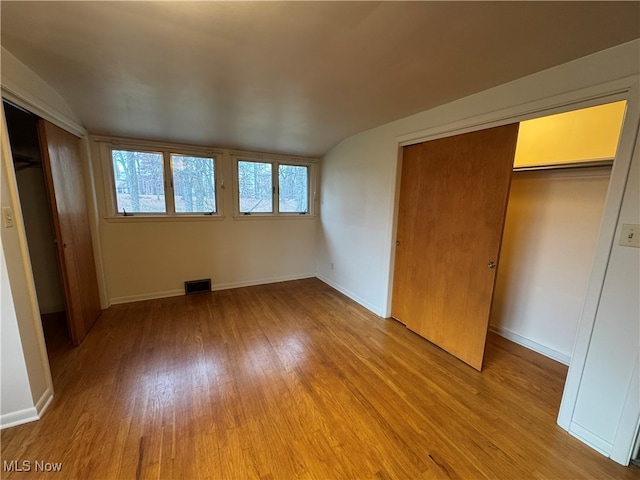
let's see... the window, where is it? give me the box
[112,150,166,213]
[238,160,273,213]
[108,146,219,216]
[172,155,216,214]
[279,164,308,213]
[101,137,318,220]
[235,157,313,216]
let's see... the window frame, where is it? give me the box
[170,153,219,216]
[278,163,311,214]
[232,154,317,218]
[110,147,168,215]
[236,159,275,214]
[101,139,223,219]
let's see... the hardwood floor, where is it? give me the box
[2,278,638,479]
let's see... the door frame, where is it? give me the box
[1,104,55,425]
[387,76,640,464]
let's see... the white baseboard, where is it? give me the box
[489,325,571,365]
[315,274,383,317]
[211,273,316,292]
[0,406,38,430]
[109,273,316,305]
[35,387,54,417]
[110,289,184,305]
[569,421,613,457]
[0,388,54,430]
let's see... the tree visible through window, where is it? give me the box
[112,150,165,213]
[279,164,308,213]
[172,155,216,213]
[236,160,310,215]
[107,142,314,218]
[238,161,273,213]
[111,149,218,215]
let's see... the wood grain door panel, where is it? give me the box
[392,124,519,370]
[38,120,101,345]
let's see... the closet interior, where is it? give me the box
[3,101,69,347]
[490,100,627,365]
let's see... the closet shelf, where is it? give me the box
[513,158,613,172]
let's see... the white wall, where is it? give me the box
[490,167,611,364]
[316,134,394,313]
[89,141,318,304]
[1,48,82,135]
[0,244,35,427]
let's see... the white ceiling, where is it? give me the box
[2,1,639,157]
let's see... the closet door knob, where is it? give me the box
[488,261,496,269]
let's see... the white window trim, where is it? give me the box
[231,154,318,218]
[97,136,224,220]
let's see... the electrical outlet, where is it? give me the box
[2,206,14,228]
[619,224,640,248]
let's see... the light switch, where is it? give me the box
[619,224,640,248]
[2,206,14,228]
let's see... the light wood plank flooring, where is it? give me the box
[2,278,638,479]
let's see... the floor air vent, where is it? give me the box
[185,279,211,295]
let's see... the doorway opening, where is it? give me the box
[3,101,70,353]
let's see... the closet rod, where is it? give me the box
[13,153,41,171]
[513,159,613,172]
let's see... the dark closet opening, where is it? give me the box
[3,101,70,350]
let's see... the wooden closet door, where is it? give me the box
[392,124,519,370]
[38,120,101,345]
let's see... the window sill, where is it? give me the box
[105,215,226,223]
[232,214,317,221]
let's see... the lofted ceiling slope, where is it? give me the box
[1,1,639,157]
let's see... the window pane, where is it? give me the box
[238,161,273,213]
[171,155,216,213]
[111,150,165,213]
[279,164,308,213]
